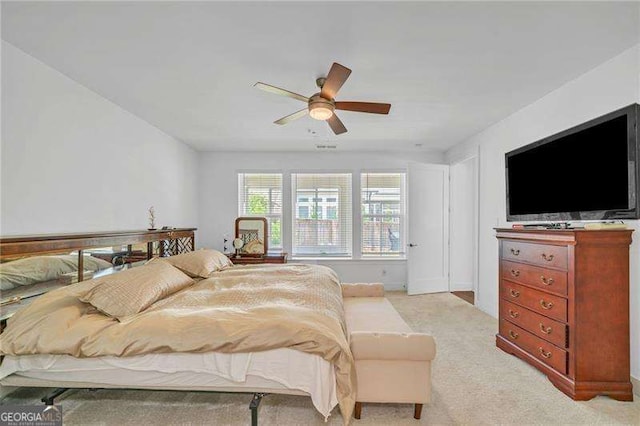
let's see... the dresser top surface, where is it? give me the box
[495,227,633,245]
[495,227,632,232]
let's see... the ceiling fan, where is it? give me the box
[254,62,391,135]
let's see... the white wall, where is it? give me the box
[1,42,199,234]
[449,155,477,291]
[446,44,640,379]
[199,150,444,289]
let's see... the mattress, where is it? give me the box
[0,348,338,419]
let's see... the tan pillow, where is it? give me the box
[154,249,233,278]
[80,262,194,320]
[0,254,113,290]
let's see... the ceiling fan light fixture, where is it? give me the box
[309,104,334,121]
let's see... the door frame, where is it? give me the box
[448,153,480,300]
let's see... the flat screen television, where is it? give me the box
[506,103,640,222]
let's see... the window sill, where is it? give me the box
[359,257,407,261]
[291,257,353,261]
[290,257,406,262]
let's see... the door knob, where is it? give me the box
[408,243,418,247]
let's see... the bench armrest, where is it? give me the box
[341,283,385,297]
[350,331,436,361]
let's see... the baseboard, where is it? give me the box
[449,281,473,291]
[384,282,406,291]
[632,376,640,397]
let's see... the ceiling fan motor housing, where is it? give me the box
[308,93,335,120]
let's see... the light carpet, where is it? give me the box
[2,292,639,425]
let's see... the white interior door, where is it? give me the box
[407,163,450,295]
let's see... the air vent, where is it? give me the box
[315,144,337,150]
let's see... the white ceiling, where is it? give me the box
[2,1,639,152]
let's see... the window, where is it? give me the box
[298,206,309,219]
[238,173,283,249]
[361,172,406,257]
[292,173,352,257]
[326,206,337,220]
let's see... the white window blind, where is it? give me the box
[238,173,283,249]
[361,172,406,257]
[292,173,352,257]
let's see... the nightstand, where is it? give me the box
[227,253,288,265]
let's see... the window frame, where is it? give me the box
[237,172,284,251]
[290,171,353,259]
[360,170,407,259]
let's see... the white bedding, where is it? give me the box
[0,348,338,419]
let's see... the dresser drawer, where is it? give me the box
[502,241,568,270]
[500,260,568,296]
[500,281,567,322]
[500,300,567,348]
[500,319,567,374]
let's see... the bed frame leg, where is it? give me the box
[354,401,362,419]
[414,403,423,419]
[41,388,69,405]
[249,393,266,426]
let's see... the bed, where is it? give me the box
[0,230,355,424]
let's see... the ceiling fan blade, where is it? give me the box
[254,82,309,103]
[327,113,347,135]
[335,101,391,115]
[320,63,352,100]
[274,108,308,125]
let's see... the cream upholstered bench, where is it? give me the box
[341,283,436,420]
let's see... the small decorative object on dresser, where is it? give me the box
[495,228,633,401]
[148,206,156,230]
[232,238,244,256]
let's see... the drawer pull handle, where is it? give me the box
[508,309,519,318]
[541,253,555,262]
[539,323,552,334]
[538,347,552,359]
[540,299,553,310]
[509,289,520,298]
[540,276,554,286]
[509,330,519,339]
[510,248,520,256]
[510,269,520,277]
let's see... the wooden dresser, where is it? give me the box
[495,228,633,401]
[226,253,288,265]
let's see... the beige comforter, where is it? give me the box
[0,263,356,420]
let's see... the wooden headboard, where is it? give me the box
[0,228,196,325]
[1,228,196,260]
